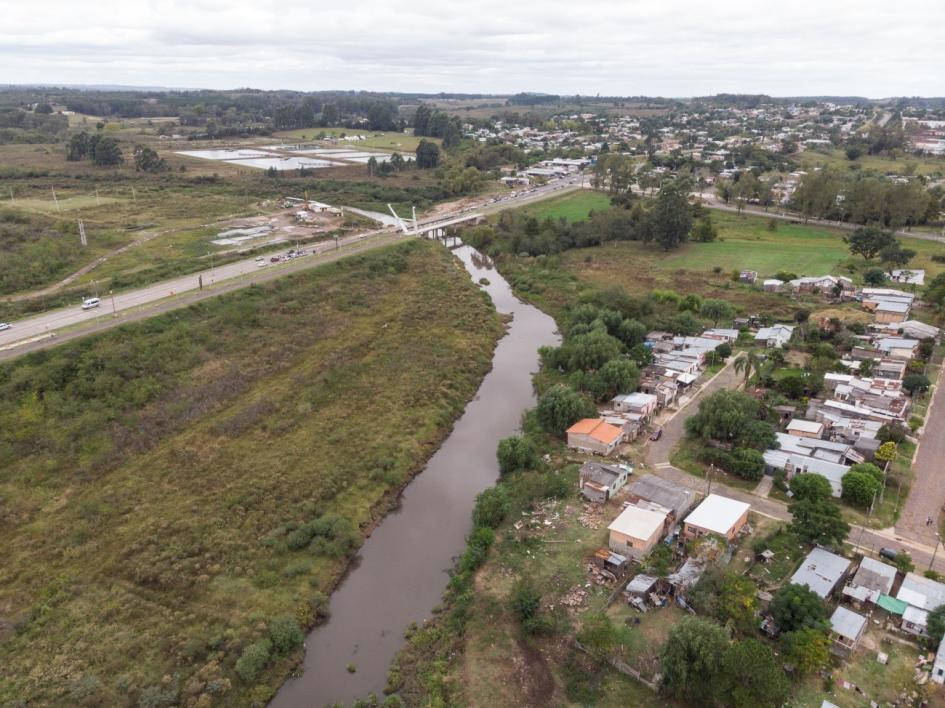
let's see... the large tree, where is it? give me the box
[700,299,735,325]
[841,470,882,508]
[718,638,790,708]
[535,385,597,436]
[660,617,729,705]
[789,473,833,503]
[496,436,537,475]
[689,568,759,634]
[788,497,849,546]
[652,182,693,250]
[781,628,831,674]
[770,583,829,633]
[685,389,775,450]
[844,226,895,260]
[91,136,123,166]
[415,139,440,169]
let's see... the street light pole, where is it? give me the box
[930,533,941,572]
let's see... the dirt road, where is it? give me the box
[895,364,945,545]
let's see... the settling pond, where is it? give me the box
[270,244,560,706]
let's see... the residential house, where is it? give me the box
[607,504,668,560]
[898,320,940,341]
[703,328,739,342]
[790,548,853,600]
[579,462,632,503]
[829,606,867,657]
[566,419,624,455]
[755,324,795,348]
[933,640,945,684]
[682,494,750,542]
[764,450,847,497]
[610,392,659,419]
[875,337,919,360]
[890,269,925,286]
[873,300,911,324]
[763,279,784,292]
[897,572,945,636]
[627,474,695,524]
[786,419,825,439]
[788,275,854,298]
[842,557,898,608]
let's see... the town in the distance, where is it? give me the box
[2,85,945,708]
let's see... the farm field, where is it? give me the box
[521,189,611,222]
[0,240,504,705]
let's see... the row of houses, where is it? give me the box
[784,546,945,679]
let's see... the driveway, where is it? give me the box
[895,363,945,545]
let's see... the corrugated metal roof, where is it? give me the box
[830,606,866,640]
[790,548,852,599]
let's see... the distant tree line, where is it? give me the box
[412,105,463,149]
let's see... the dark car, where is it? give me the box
[649,429,663,441]
[879,547,899,561]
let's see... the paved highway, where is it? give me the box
[0,176,582,359]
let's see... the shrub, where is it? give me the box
[508,578,541,623]
[496,435,537,475]
[269,616,304,654]
[472,486,510,529]
[235,639,272,683]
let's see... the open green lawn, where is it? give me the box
[272,127,431,153]
[522,190,612,222]
[798,148,945,177]
[0,240,503,706]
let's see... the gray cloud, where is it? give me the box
[2,0,943,96]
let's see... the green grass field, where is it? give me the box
[10,195,125,213]
[798,148,945,176]
[273,127,432,153]
[0,241,503,705]
[521,190,612,222]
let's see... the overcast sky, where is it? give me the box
[3,0,944,97]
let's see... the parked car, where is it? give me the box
[81,298,101,310]
[270,256,280,263]
[0,322,11,331]
[649,428,663,441]
[879,547,899,561]
[256,260,267,267]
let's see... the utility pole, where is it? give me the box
[78,219,87,247]
[706,463,714,496]
[95,187,100,206]
[52,186,61,212]
[930,533,941,572]
[110,290,116,316]
[131,186,137,204]
[8,187,14,205]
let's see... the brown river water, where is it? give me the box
[270,244,560,707]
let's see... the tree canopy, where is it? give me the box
[788,497,849,546]
[718,638,790,708]
[660,617,729,705]
[685,389,775,450]
[535,385,597,436]
[770,583,829,633]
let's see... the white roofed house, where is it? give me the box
[890,269,925,286]
[754,324,795,348]
[607,504,669,560]
[896,572,945,636]
[610,392,659,419]
[682,494,750,542]
[898,320,940,341]
[786,419,825,439]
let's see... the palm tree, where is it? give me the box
[733,351,762,386]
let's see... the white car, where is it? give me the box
[81,298,101,310]
[0,322,11,331]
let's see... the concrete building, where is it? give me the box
[610,392,659,419]
[897,572,945,636]
[682,494,750,542]
[566,418,623,455]
[607,504,668,560]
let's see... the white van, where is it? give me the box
[81,298,101,310]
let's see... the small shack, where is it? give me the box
[829,606,867,657]
[579,462,632,503]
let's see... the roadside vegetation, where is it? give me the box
[0,240,503,705]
